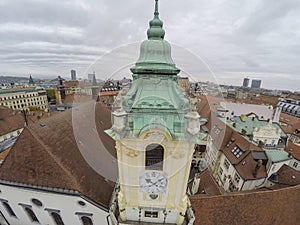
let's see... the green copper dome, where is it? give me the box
[147,0,165,40]
[130,0,180,75]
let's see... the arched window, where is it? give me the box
[81,216,93,225]
[2,201,16,217]
[24,207,39,223]
[51,212,65,225]
[145,144,164,170]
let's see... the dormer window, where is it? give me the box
[231,146,243,158]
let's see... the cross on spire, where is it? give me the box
[154,0,159,17]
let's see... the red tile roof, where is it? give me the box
[189,170,223,196]
[190,185,300,225]
[285,140,300,161]
[0,147,11,161]
[208,114,266,180]
[100,91,118,96]
[0,106,25,136]
[280,113,300,127]
[0,101,117,208]
[197,95,221,118]
[277,164,300,186]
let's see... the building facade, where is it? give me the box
[0,183,109,225]
[242,78,249,87]
[0,88,48,112]
[278,98,300,118]
[71,70,77,81]
[251,79,262,89]
[205,113,293,193]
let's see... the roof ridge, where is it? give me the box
[26,127,80,189]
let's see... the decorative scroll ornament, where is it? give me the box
[125,148,139,157]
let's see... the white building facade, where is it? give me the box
[0,89,48,112]
[0,182,110,225]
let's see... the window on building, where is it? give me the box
[31,199,42,207]
[223,158,230,170]
[219,167,223,175]
[223,175,226,183]
[214,127,222,135]
[51,212,65,225]
[81,216,93,225]
[1,201,17,217]
[24,206,39,223]
[228,181,237,192]
[145,144,164,170]
[144,211,158,218]
[231,146,243,158]
[234,173,240,184]
[293,162,298,168]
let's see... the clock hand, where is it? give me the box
[145,178,152,183]
[151,177,165,186]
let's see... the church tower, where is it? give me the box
[107,1,199,224]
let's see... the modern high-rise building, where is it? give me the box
[88,72,95,82]
[0,88,49,111]
[251,79,262,88]
[71,70,77,80]
[242,77,250,87]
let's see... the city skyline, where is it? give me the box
[0,0,299,90]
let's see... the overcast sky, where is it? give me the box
[0,0,299,90]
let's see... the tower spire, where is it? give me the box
[147,0,165,40]
[154,0,159,17]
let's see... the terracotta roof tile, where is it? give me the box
[235,152,267,180]
[280,113,300,127]
[277,164,300,186]
[0,101,117,208]
[285,140,300,161]
[0,147,11,161]
[189,170,223,196]
[208,114,266,180]
[197,95,221,118]
[0,106,25,136]
[190,185,300,225]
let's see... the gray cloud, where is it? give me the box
[0,0,299,90]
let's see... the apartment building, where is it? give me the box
[0,88,48,111]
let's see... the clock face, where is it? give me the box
[139,171,168,193]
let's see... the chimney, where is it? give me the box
[253,160,263,178]
[22,109,28,127]
[288,149,294,158]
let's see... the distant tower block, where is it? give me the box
[242,77,249,87]
[71,70,77,80]
[91,73,99,101]
[251,79,262,89]
[88,72,95,82]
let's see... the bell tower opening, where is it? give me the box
[145,144,164,171]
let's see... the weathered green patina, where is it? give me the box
[105,0,203,143]
[123,0,190,140]
[130,0,179,75]
[265,149,291,163]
